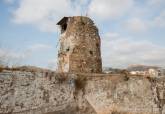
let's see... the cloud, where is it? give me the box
[11,0,165,32]
[12,0,135,31]
[124,11,165,32]
[101,32,165,68]
[3,0,15,4]
[88,0,134,20]
[0,48,29,66]
[124,18,148,32]
[104,32,119,38]
[148,0,165,7]
[47,58,57,70]
[152,11,165,28]
[28,44,52,51]
[12,0,76,32]
[0,43,52,66]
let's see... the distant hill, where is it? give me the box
[103,67,125,73]
[127,64,160,71]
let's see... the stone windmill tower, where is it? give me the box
[57,16,102,73]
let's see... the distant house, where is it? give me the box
[129,71,148,76]
[157,68,165,77]
[127,65,165,77]
[148,68,158,77]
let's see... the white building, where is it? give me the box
[148,68,159,77]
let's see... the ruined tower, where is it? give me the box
[57,16,102,73]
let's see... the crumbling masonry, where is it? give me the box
[57,16,102,73]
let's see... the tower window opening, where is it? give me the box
[66,47,70,52]
[96,43,99,47]
[61,23,67,33]
[89,51,93,55]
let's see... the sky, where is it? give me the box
[0,0,165,70]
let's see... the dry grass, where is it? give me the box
[73,74,87,96]
[0,66,3,72]
[75,74,87,91]
[0,66,52,73]
[55,73,68,83]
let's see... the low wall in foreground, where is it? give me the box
[0,70,165,114]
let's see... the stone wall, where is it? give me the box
[0,70,96,114]
[0,70,165,114]
[85,75,165,114]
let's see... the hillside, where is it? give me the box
[127,64,161,71]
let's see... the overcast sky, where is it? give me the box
[0,0,165,69]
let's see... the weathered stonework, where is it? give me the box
[57,16,102,73]
[0,70,165,114]
[0,70,96,114]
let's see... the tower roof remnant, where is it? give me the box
[56,17,69,25]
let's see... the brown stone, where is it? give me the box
[57,16,102,73]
